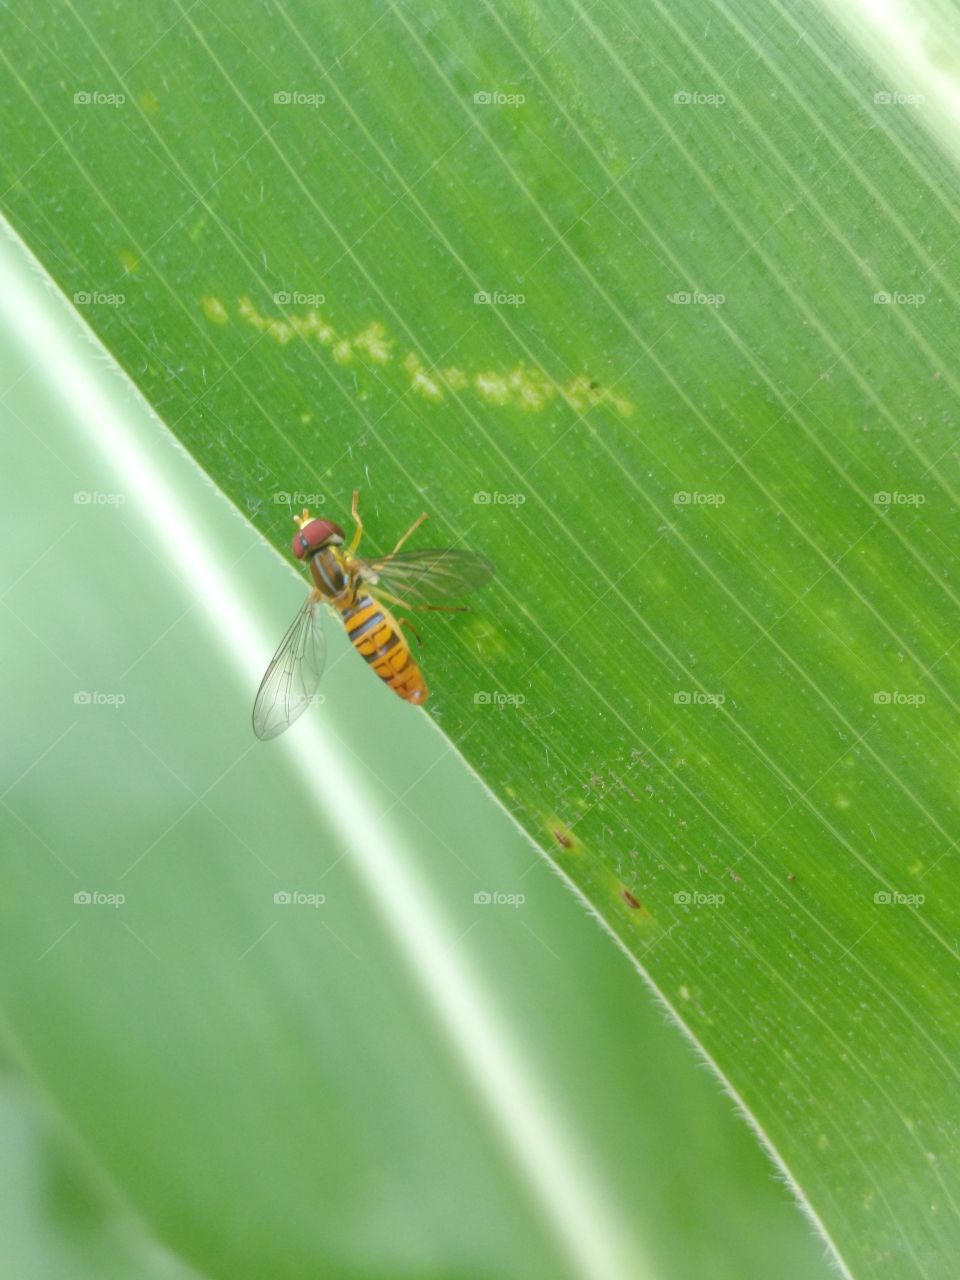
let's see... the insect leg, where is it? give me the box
[348,489,364,553]
[384,509,428,559]
[375,586,469,615]
[397,617,424,649]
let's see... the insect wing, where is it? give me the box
[361,548,495,603]
[252,596,327,740]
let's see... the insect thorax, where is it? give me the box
[308,546,352,600]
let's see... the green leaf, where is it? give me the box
[1,0,957,1275]
[0,232,829,1280]
[0,1068,198,1280]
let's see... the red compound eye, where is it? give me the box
[292,519,344,559]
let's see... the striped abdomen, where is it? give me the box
[339,593,428,705]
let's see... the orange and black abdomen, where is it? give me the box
[339,594,428,705]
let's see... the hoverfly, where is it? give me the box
[252,490,495,740]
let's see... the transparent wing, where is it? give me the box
[252,596,327,740]
[359,548,495,604]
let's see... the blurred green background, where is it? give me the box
[0,227,833,1277]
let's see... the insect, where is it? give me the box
[253,490,495,739]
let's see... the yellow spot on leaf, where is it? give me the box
[267,319,295,345]
[440,366,469,390]
[562,374,633,417]
[238,296,264,329]
[463,616,507,658]
[201,295,229,326]
[291,312,335,344]
[475,371,511,405]
[119,249,138,274]
[139,90,160,115]
[352,322,392,363]
[222,296,635,417]
[509,365,555,411]
[404,352,443,402]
